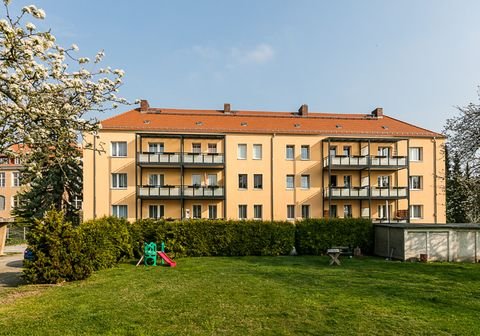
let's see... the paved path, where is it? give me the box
[0,245,26,288]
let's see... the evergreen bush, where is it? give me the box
[295,218,374,255]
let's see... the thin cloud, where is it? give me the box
[231,44,275,64]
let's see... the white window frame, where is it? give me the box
[301,145,310,160]
[192,143,202,154]
[238,204,247,219]
[208,143,217,154]
[112,205,128,218]
[191,174,201,187]
[378,176,390,188]
[253,174,263,190]
[238,174,248,189]
[301,204,310,219]
[409,176,422,190]
[12,171,20,187]
[286,145,295,160]
[287,205,295,220]
[0,195,5,211]
[192,204,202,219]
[253,144,262,160]
[301,175,310,189]
[208,205,217,219]
[148,143,164,153]
[111,141,127,157]
[409,147,423,162]
[149,205,165,219]
[237,144,247,160]
[344,204,353,218]
[254,204,263,220]
[378,147,390,157]
[286,175,294,189]
[112,173,127,189]
[0,172,5,187]
[12,196,20,209]
[207,174,217,187]
[343,146,351,156]
[410,205,423,219]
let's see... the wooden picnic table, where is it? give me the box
[327,248,341,266]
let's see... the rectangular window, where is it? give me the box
[287,205,295,220]
[193,205,202,219]
[378,205,387,219]
[409,147,423,161]
[149,205,164,219]
[0,172,5,187]
[238,174,248,189]
[149,174,164,186]
[330,175,337,187]
[378,147,390,157]
[409,176,422,190]
[12,172,20,187]
[301,175,310,189]
[207,174,217,187]
[208,143,217,154]
[378,176,390,188]
[191,174,201,187]
[253,144,262,160]
[0,157,8,165]
[344,205,352,218]
[238,205,247,219]
[410,205,423,219]
[192,143,201,153]
[112,173,127,189]
[208,205,217,219]
[111,142,127,157]
[112,205,128,218]
[286,145,295,160]
[329,146,337,157]
[286,175,295,189]
[14,157,21,165]
[73,196,82,210]
[254,204,263,220]
[301,145,310,160]
[0,196,5,211]
[12,196,20,209]
[302,204,310,219]
[329,205,337,218]
[148,143,164,153]
[253,174,263,189]
[237,144,247,159]
[343,146,351,156]
[344,175,351,188]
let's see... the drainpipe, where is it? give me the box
[270,133,275,221]
[433,137,437,224]
[93,132,97,219]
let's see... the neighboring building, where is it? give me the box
[83,101,446,223]
[0,149,23,224]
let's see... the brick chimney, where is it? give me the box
[372,107,383,119]
[140,99,150,112]
[298,104,308,116]
[224,103,231,113]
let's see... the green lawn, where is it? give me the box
[1,256,479,335]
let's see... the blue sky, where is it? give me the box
[8,0,480,132]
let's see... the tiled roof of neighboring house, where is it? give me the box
[100,102,444,138]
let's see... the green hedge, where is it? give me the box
[130,219,295,257]
[295,218,374,255]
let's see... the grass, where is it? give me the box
[0,256,479,335]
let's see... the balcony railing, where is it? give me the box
[324,187,408,198]
[324,155,407,168]
[137,152,224,165]
[137,185,224,198]
[183,152,224,164]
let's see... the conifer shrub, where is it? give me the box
[23,210,93,284]
[295,218,374,255]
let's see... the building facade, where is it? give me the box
[0,153,22,224]
[83,101,446,223]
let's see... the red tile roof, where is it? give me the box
[100,107,444,138]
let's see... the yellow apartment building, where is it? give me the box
[83,101,446,223]
[0,152,22,224]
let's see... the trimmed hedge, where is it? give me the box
[295,218,374,255]
[130,219,296,257]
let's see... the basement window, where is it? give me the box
[336,124,342,129]
[143,120,151,124]
[294,123,301,128]
[195,121,203,126]
[241,122,248,126]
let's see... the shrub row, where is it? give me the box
[130,219,295,257]
[24,212,373,284]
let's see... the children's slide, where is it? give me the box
[157,251,177,267]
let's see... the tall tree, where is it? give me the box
[446,153,468,223]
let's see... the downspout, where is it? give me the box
[93,132,97,219]
[433,137,437,224]
[270,133,275,221]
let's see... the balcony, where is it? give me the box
[324,186,408,199]
[324,155,407,170]
[137,185,224,199]
[137,152,224,167]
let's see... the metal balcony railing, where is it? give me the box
[137,185,224,198]
[324,155,407,168]
[183,153,224,164]
[324,186,408,198]
[137,152,224,165]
